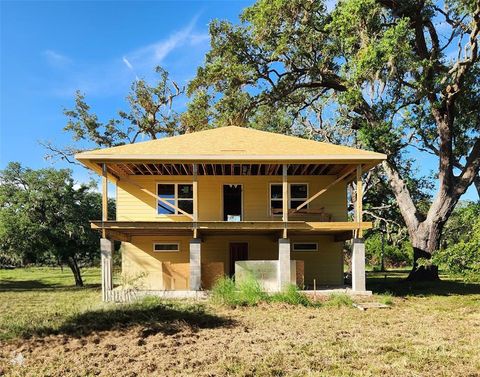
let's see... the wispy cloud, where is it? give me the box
[121,15,205,72]
[43,49,72,67]
[122,56,133,70]
[42,14,210,97]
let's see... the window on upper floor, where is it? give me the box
[157,183,193,215]
[270,183,309,215]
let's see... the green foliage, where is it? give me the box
[0,162,112,286]
[211,276,314,307]
[270,284,313,307]
[211,276,238,306]
[378,292,394,306]
[236,274,267,306]
[324,293,353,308]
[188,0,480,269]
[433,202,480,281]
[365,232,411,268]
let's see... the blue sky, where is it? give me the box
[0,0,477,200]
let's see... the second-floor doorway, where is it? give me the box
[223,184,242,221]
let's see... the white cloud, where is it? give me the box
[122,15,200,71]
[122,56,133,70]
[43,13,209,97]
[43,49,72,67]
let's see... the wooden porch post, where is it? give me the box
[282,164,288,238]
[193,163,198,238]
[102,163,108,238]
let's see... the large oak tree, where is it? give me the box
[187,0,480,280]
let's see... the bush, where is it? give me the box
[210,276,314,307]
[433,202,480,282]
[365,233,411,269]
[270,284,313,307]
[211,276,238,306]
[236,274,267,306]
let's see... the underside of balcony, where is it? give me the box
[91,220,372,242]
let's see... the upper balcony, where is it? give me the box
[75,126,386,240]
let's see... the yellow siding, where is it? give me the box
[122,234,343,290]
[116,175,347,222]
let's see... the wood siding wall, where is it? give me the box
[116,175,347,222]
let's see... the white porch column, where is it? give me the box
[352,238,366,292]
[100,238,113,301]
[189,238,202,290]
[278,238,291,291]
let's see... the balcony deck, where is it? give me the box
[91,220,372,241]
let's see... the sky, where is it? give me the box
[0,0,477,200]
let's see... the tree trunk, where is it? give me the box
[66,256,84,287]
[407,246,439,281]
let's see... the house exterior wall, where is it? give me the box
[117,174,347,290]
[116,175,348,222]
[121,234,344,290]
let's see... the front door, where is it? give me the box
[223,184,242,221]
[229,242,248,277]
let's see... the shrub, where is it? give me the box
[210,276,315,307]
[324,293,353,308]
[365,233,411,269]
[211,276,238,306]
[236,274,267,306]
[271,284,313,307]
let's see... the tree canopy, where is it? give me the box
[187,0,480,280]
[0,162,112,286]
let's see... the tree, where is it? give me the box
[42,66,186,163]
[187,0,480,280]
[433,201,480,280]
[0,162,111,286]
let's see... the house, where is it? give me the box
[75,126,386,301]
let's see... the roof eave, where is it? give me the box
[75,153,387,164]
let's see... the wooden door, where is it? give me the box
[229,242,248,277]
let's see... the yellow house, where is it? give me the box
[76,126,386,300]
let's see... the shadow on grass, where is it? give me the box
[0,279,100,292]
[30,297,236,339]
[367,272,480,297]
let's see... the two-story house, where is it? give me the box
[76,126,386,301]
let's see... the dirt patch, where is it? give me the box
[1,298,480,377]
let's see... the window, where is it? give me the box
[153,243,180,252]
[270,184,283,215]
[290,184,308,210]
[157,183,193,215]
[270,183,308,215]
[292,243,318,252]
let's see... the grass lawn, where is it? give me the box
[1,268,480,376]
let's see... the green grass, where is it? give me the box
[211,275,268,307]
[324,293,354,308]
[211,276,313,307]
[0,267,102,341]
[1,267,480,376]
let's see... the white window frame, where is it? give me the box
[269,183,309,216]
[292,242,318,252]
[156,182,193,216]
[153,242,180,253]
